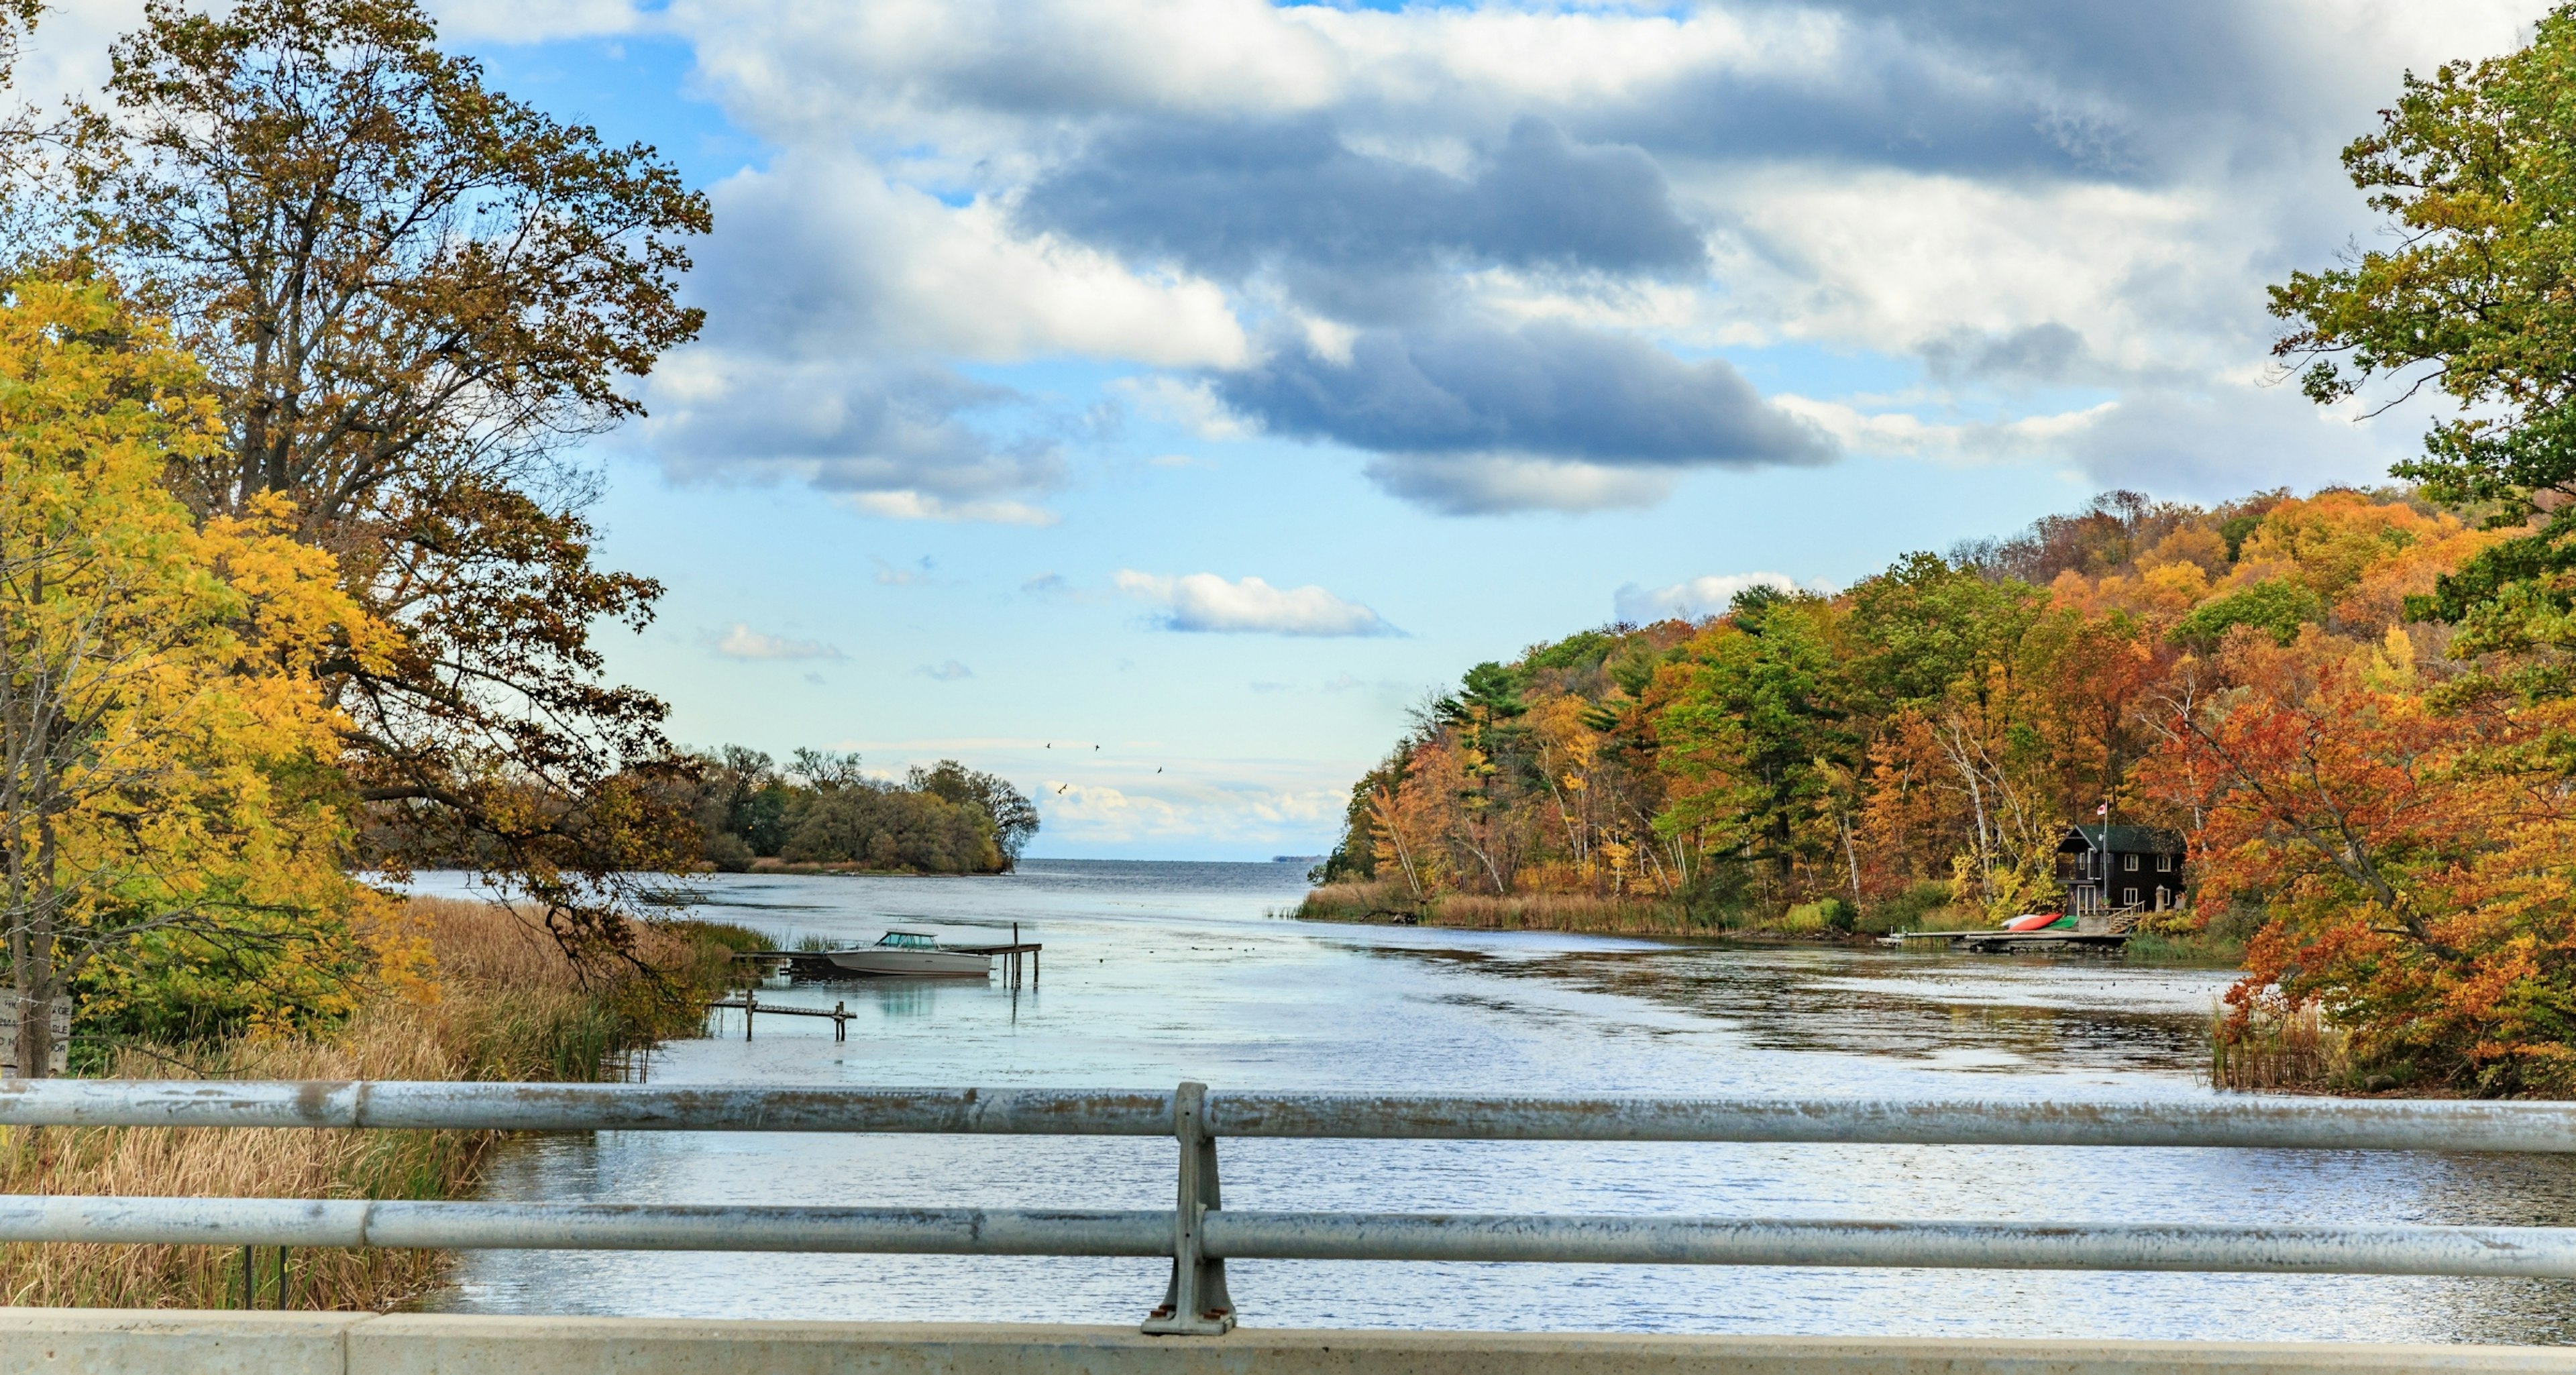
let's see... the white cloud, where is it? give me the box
[1364,453,1677,515]
[1772,394,2123,464]
[1614,572,1833,624]
[426,0,643,43]
[1040,778,1346,844]
[842,492,1062,527]
[688,154,1247,368]
[915,660,974,680]
[667,0,1347,145]
[1110,376,1253,441]
[713,624,845,661]
[1114,571,1399,637]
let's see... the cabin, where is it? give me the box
[2056,824,2186,914]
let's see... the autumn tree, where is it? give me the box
[2271,6,2576,702]
[80,0,712,954]
[2139,626,2576,1091]
[0,278,384,1075]
[1655,589,1855,906]
[908,760,1041,868]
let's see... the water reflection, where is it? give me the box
[865,981,943,1020]
[412,863,2576,1342]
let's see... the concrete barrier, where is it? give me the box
[0,1312,2573,1374]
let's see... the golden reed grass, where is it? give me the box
[2210,1002,2347,1093]
[1295,882,1698,935]
[0,896,731,1310]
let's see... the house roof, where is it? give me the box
[2059,824,2186,855]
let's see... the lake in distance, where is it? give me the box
[407,860,2576,1343]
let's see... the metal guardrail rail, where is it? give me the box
[1,1080,2575,1334]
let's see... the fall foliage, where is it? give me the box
[0,278,392,1074]
[1314,485,2576,1093]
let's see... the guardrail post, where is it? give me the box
[1141,1081,1234,1335]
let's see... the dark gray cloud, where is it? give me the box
[1018,117,1707,294]
[644,358,1065,508]
[1921,323,2087,384]
[1540,1,2337,183]
[1214,319,1829,471]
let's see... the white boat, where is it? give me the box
[825,930,993,978]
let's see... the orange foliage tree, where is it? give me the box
[2141,626,2576,1091]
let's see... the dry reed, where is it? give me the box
[1296,883,1697,934]
[2209,1002,2347,1093]
[0,896,736,1311]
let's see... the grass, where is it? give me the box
[2209,1002,2348,1093]
[2124,929,2248,967]
[0,896,743,1310]
[1294,882,1702,934]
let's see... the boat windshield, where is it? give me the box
[875,932,937,949]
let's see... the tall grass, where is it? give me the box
[1296,882,1697,934]
[2209,1002,2347,1093]
[0,897,741,1310]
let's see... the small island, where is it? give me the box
[678,748,1038,875]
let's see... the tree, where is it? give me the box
[1654,592,1854,904]
[2138,625,2576,1091]
[0,278,381,1074]
[2269,7,2576,700]
[907,760,1040,867]
[84,0,712,954]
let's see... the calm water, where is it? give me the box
[409,861,2576,1341]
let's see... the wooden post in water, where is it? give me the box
[743,987,755,1042]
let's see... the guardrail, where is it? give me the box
[2,1080,2575,1335]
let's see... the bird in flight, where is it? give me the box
[1156,767,1163,774]
[1055,783,1068,794]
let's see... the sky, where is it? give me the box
[15,0,2548,859]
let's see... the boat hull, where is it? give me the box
[825,949,993,978]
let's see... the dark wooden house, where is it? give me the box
[2056,824,2186,914]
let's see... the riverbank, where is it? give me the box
[1295,881,2247,966]
[0,897,755,1309]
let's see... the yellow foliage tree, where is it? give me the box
[0,278,388,1074]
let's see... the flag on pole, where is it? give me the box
[2096,802,2109,817]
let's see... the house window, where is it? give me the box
[2123,887,2139,905]
[2157,854,2173,873]
[2124,853,2139,871]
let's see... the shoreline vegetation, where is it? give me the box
[1293,880,2248,965]
[676,748,1039,877]
[0,897,755,1310]
[1306,482,2568,1096]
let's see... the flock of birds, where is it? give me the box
[1043,740,1161,795]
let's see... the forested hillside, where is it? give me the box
[1310,487,2576,1093]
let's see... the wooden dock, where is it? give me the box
[705,989,855,1041]
[1892,928,2131,953]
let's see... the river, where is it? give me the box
[411,860,2576,1343]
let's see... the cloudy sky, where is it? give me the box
[23,0,2542,858]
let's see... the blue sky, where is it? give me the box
[25,1,2545,858]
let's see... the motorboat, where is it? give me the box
[825,930,993,978]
